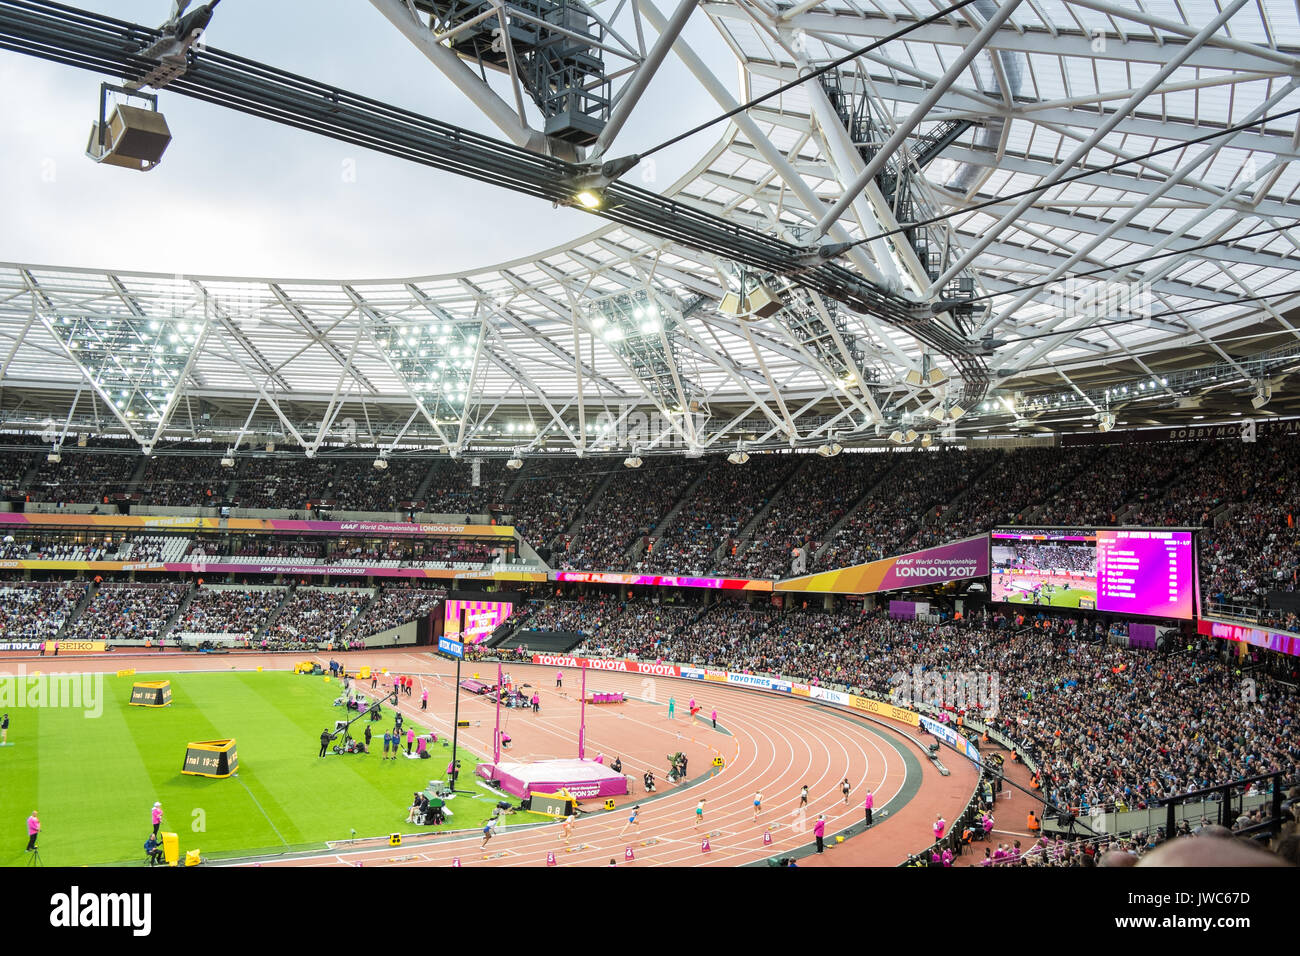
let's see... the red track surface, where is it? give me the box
[9,648,976,867]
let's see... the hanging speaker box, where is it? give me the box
[87,104,172,171]
[747,284,783,318]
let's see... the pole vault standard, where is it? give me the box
[578,663,587,759]
[438,633,468,793]
[493,662,502,764]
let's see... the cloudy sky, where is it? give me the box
[0,0,734,279]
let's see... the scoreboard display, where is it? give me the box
[991,527,1197,620]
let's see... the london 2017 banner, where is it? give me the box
[775,534,989,595]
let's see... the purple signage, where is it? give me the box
[778,535,989,594]
[889,600,918,620]
[1127,623,1158,650]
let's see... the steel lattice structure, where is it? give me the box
[0,0,1298,458]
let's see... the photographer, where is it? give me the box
[144,833,165,867]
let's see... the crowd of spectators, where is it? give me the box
[557,462,701,571]
[233,457,340,510]
[815,450,989,568]
[65,582,189,643]
[977,628,1300,815]
[913,447,1096,550]
[329,457,431,512]
[1,436,1297,634]
[267,587,371,646]
[640,600,782,666]
[637,456,802,575]
[174,586,284,638]
[503,460,608,551]
[1196,441,1300,620]
[0,442,38,493]
[25,447,140,504]
[423,459,511,514]
[511,594,701,657]
[1034,444,1207,527]
[0,582,87,640]
[714,454,896,579]
[136,452,231,507]
[357,585,447,636]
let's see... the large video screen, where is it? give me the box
[443,599,514,644]
[991,528,1196,619]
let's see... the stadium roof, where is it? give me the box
[1,0,1298,457]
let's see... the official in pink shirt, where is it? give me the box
[813,815,826,853]
[933,815,946,840]
[151,801,163,837]
[863,792,874,826]
[26,811,39,852]
[406,729,415,755]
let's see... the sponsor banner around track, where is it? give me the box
[776,535,990,595]
[920,715,983,767]
[770,678,792,693]
[680,667,705,680]
[809,686,849,705]
[0,641,42,651]
[848,694,921,726]
[529,654,681,677]
[792,682,811,697]
[0,512,516,538]
[47,640,106,653]
[1198,617,1300,657]
[703,669,729,683]
[725,672,774,691]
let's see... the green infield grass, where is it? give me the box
[0,669,547,866]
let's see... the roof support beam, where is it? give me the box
[929,0,1255,296]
